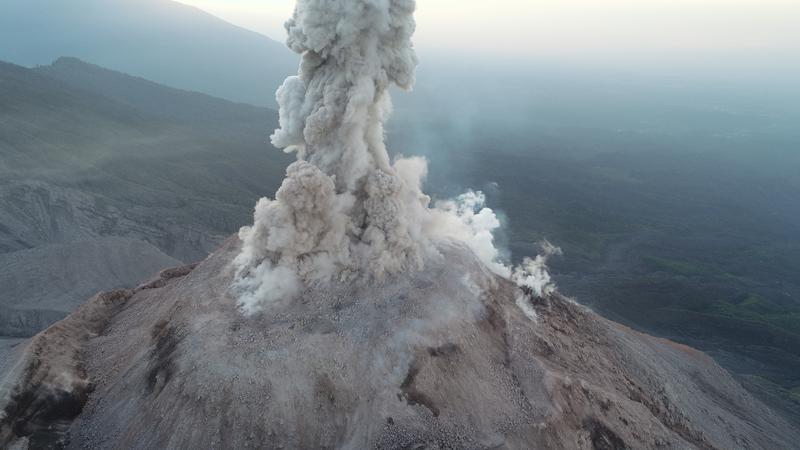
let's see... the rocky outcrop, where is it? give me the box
[1,238,796,449]
[0,264,197,448]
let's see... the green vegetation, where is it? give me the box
[643,256,711,277]
[709,296,800,335]
[791,388,800,404]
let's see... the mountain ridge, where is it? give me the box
[0,58,290,345]
[0,0,297,106]
[34,57,269,134]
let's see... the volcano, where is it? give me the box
[1,238,798,449]
[2,0,798,448]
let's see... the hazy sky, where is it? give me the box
[178,0,800,58]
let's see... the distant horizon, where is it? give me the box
[177,0,800,81]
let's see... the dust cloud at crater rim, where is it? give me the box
[232,0,558,313]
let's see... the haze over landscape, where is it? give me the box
[0,0,798,447]
[180,0,800,76]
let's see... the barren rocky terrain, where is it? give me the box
[0,59,288,342]
[1,238,796,449]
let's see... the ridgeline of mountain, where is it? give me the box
[0,59,289,259]
[0,0,297,106]
[34,57,270,135]
[0,59,290,342]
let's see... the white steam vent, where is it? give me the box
[233,0,559,313]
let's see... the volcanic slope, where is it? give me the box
[0,59,292,343]
[1,237,797,449]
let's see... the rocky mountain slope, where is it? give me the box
[0,238,180,337]
[33,57,270,136]
[1,238,797,449]
[0,59,286,259]
[0,59,290,341]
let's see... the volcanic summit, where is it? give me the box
[1,0,798,449]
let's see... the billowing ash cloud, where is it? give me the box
[512,241,563,297]
[233,0,559,314]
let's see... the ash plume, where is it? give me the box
[233,0,559,313]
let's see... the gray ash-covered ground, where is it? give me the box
[1,237,797,449]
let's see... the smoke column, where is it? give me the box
[233,0,559,313]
